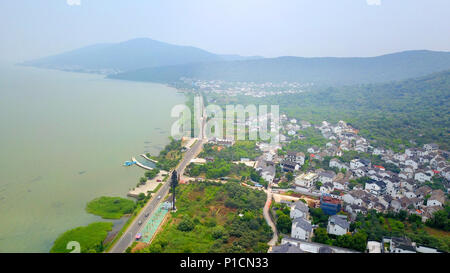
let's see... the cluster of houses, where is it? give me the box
[283,147,448,222]
[267,118,449,253]
[317,120,370,154]
[276,118,449,224]
[280,119,371,157]
[179,78,308,98]
[269,199,354,253]
[286,199,350,241]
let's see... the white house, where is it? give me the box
[365,180,386,196]
[329,158,347,170]
[404,192,417,199]
[353,167,367,178]
[350,159,364,170]
[290,201,309,220]
[401,181,415,192]
[405,159,419,170]
[291,217,313,241]
[307,146,320,154]
[427,190,446,207]
[295,172,318,188]
[423,143,439,152]
[372,148,385,156]
[318,171,336,184]
[327,215,350,236]
[333,181,346,191]
[342,191,364,206]
[414,171,432,183]
[286,151,305,166]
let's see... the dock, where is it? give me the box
[140,154,158,163]
[131,157,153,170]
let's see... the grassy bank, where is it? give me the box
[50,222,113,253]
[86,196,135,219]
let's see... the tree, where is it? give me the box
[276,214,292,234]
[139,177,147,184]
[398,210,408,221]
[351,231,368,252]
[286,172,294,182]
[212,226,225,239]
[426,205,450,231]
[145,168,160,179]
[137,193,146,201]
[313,227,330,244]
[177,217,195,232]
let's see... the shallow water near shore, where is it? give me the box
[0,63,184,252]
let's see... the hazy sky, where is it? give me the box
[1,0,449,62]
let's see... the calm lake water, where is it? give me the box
[0,63,185,252]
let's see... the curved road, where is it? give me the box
[263,186,278,247]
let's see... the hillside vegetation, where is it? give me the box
[110,50,450,86]
[138,182,272,253]
[214,70,450,151]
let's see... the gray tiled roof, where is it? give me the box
[293,200,309,213]
[271,243,304,253]
[293,217,313,232]
[328,215,350,229]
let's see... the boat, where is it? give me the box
[123,161,137,166]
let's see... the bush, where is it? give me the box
[212,226,225,239]
[177,218,195,232]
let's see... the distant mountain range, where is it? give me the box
[109,50,450,86]
[22,38,261,73]
[23,38,450,86]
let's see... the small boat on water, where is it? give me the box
[123,161,137,166]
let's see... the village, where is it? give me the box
[175,78,310,97]
[186,113,449,253]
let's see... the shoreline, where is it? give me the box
[45,90,190,253]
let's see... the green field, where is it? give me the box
[50,222,113,253]
[86,196,136,219]
[137,181,272,253]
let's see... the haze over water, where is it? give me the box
[0,64,185,252]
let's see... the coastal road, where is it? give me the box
[108,95,206,253]
[109,181,170,253]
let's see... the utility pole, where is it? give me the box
[170,170,179,211]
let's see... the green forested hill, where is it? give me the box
[213,70,450,151]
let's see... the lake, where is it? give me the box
[0,63,185,252]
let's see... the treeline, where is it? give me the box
[186,159,250,179]
[154,137,183,171]
[352,208,450,252]
[200,141,262,161]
